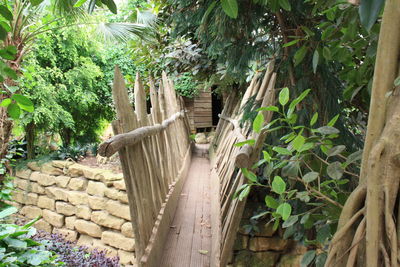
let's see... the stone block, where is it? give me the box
[86,181,106,197]
[34,219,52,233]
[68,177,88,191]
[233,234,249,250]
[118,191,129,204]
[16,169,32,179]
[53,228,78,242]
[113,180,126,191]
[41,162,64,175]
[14,178,30,191]
[56,201,76,216]
[27,162,41,171]
[55,176,71,188]
[106,200,130,220]
[91,211,124,230]
[248,237,289,252]
[31,183,45,194]
[80,166,106,180]
[104,187,119,200]
[121,222,134,238]
[92,239,118,257]
[277,254,303,267]
[118,250,135,265]
[52,160,74,169]
[43,209,64,228]
[37,196,55,211]
[233,250,280,267]
[67,164,85,177]
[88,196,106,210]
[75,220,102,238]
[77,234,94,247]
[36,173,56,186]
[25,193,38,205]
[68,191,88,205]
[95,171,123,183]
[20,205,42,219]
[29,171,41,182]
[76,205,92,220]
[254,223,277,237]
[101,231,135,251]
[45,187,69,201]
[65,216,76,230]
[12,191,25,204]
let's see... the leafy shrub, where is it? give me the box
[0,207,62,266]
[174,72,199,98]
[53,143,97,161]
[33,232,120,267]
[236,88,362,266]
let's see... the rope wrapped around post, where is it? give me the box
[98,111,185,157]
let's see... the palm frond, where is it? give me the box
[97,22,152,43]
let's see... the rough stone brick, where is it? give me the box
[31,182,45,194]
[15,169,32,179]
[121,222,134,238]
[55,176,71,188]
[65,216,76,230]
[52,160,74,169]
[68,177,88,191]
[53,228,78,242]
[86,181,106,197]
[88,196,106,210]
[118,250,135,265]
[45,187,69,201]
[67,191,88,205]
[101,231,135,251]
[91,211,124,230]
[42,209,64,228]
[80,166,106,180]
[14,178,30,191]
[106,200,131,220]
[27,162,41,171]
[117,191,129,204]
[248,237,289,252]
[77,234,94,247]
[25,193,38,205]
[55,201,76,216]
[95,171,123,183]
[41,162,63,175]
[20,205,42,219]
[12,191,25,204]
[34,219,52,233]
[67,164,85,177]
[36,173,56,186]
[92,239,118,257]
[29,171,41,181]
[76,205,92,220]
[37,196,55,211]
[104,187,119,200]
[75,220,102,238]
[113,180,126,191]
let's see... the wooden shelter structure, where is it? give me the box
[99,61,277,266]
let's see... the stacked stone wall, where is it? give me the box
[12,160,135,266]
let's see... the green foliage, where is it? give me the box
[235,88,362,265]
[173,72,199,98]
[0,207,62,266]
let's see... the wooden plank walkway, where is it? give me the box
[160,144,212,266]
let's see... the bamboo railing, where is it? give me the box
[210,60,277,266]
[98,66,191,267]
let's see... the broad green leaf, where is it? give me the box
[327,145,346,157]
[12,94,34,109]
[0,206,17,219]
[252,159,267,169]
[322,46,332,60]
[202,1,217,23]
[327,114,339,126]
[241,168,257,182]
[253,112,264,133]
[239,184,250,201]
[301,250,316,267]
[298,142,314,152]
[315,253,327,267]
[101,0,118,14]
[279,87,289,106]
[0,25,6,41]
[294,46,307,66]
[221,0,238,19]
[3,67,17,79]
[282,39,299,47]
[273,146,292,155]
[283,224,296,239]
[327,161,344,180]
[0,6,12,21]
[272,176,286,194]
[0,98,11,107]
[395,76,400,86]
[29,0,45,6]
[273,218,280,231]
[7,103,20,119]
[263,151,271,162]
[316,126,339,135]
[234,139,255,147]
[346,150,363,165]
[258,106,279,112]
[233,184,249,199]
[359,0,385,31]
[265,195,279,209]
[303,172,319,183]
[310,112,318,126]
[74,0,88,7]
[276,203,291,221]
[297,191,310,202]
[282,215,298,228]
[316,224,331,244]
[278,0,291,11]
[292,135,305,151]
[290,89,311,109]
[312,50,319,73]
[282,160,299,177]
[4,237,27,249]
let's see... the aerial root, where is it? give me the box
[346,218,366,267]
[384,187,398,267]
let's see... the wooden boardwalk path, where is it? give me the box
[160,144,212,267]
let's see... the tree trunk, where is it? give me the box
[325,1,400,266]
[60,128,72,147]
[26,122,35,160]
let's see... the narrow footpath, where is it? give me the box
[160,144,212,267]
